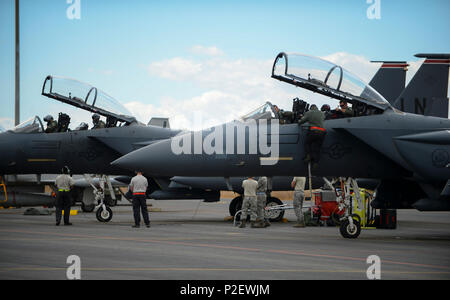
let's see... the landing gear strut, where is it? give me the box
[324,177,363,239]
[83,174,115,223]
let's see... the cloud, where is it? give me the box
[130,50,448,131]
[148,57,202,80]
[190,45,224,57]
[321,52,379,83]
[0,117,14,131]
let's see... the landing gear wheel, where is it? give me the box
[339,218,361,239]
[229,196,243,217]
[81,202,95,213]
[96,206,113,222]
[265,197,284,222]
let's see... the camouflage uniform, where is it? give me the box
[292,177,306,227]
[256,176,268,227]
[239,178,258,228]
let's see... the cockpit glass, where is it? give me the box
[42,76,134,118]
[272,53,391,110]
[240,102,277,121]
[10,116,44,134]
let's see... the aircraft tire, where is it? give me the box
[229,196,243,217]
[265,197,284,222]
[96,206,113,222]
[339,218,361,239]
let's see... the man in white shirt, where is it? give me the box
[291,177,306,227]
[129,171,150,228]
[239,176,258,228]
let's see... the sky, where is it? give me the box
[0,0,449,130]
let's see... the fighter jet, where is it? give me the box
[0,76,220,221]
[112,52,450,224]
[168,59,411,218]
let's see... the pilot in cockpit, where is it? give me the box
[336,100,353,117]
[43,115,58,133]
[274,105,293,124]
[320,104,331,120]
[92,114,106,129]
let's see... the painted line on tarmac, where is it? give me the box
[1,228,449,271]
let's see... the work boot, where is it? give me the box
[293,221,305,228]
[251,220,265,228]
[238,220,246,228]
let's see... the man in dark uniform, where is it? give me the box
[55,166,75,226]
[298,105,326,169]
[44,115,58,133]
[92,114,106,129]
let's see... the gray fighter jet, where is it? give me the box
[113,52,450,222]
[0,76,220,220]
[169,58,411,218]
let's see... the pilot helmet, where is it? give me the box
[92,114,100,122]
[43,115,54,122]
[321,104,330,112]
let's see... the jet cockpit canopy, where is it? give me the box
[41,75,137,125]
[240,102,278,121]
[271,52,392,114]
[9,116,44,134]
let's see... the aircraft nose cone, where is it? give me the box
[111,139,184,176]
[111,137,227,177]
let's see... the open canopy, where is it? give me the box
[10,116,44,134]
[240,102,278,121]
[41,76,137,124]
[271,52,392,112]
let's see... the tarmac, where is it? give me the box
[0,198,449,280]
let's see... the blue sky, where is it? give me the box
[1,0,449,129]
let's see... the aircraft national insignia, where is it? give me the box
[322,143,352,159]
[79,148,102,161]
[432,149,449,168]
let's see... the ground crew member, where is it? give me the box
[43,115,58,133]
[55,166,75,226]
[239,176,258,228]
[92,114,106,129]
[291,177,306,227]
[129,171,150,228]
[255,176,269,228]
[298,104,326,169]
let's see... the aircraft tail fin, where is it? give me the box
[369,61,408,104]
[393,54,450,118]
